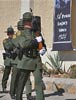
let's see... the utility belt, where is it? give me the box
[3,53,11,59]
[3,52,17,60]
[23,49,38,58]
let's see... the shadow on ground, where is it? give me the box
[0,90,9,99]
[0,95,5,98]
[44,88,65,97]
[66,99,76,100]
[23,96,36,100]
[0,90,9,94]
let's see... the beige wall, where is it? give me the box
[1,0,76,49]
[0,0,54,49]
[0,0,76,67]
[32,0,54,48]
[71,0,76,48]
[0,0,21,49]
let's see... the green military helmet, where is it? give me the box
[23,12,32,23]
[17,19,24,30]
[6,26,14,35]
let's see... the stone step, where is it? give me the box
[0,72,76,94]
[30,76,76,94]
[42,77,76,94]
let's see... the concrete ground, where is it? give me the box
[0,72,76,100]
[0,90,76,100]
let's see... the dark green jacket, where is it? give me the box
[3,36,18,66]
[3,38,13,66]
[17,28,42,70]
[11,31,22,65]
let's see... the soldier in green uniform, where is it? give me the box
[9,20,23,99]
[9,27,19,99]
[2,26,15,92]
[10,20,32,100]
[15,12,46,100]
[32,15,47,90]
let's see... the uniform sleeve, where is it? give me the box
[3,39,7,50]
[12,34,19,47]
[3,38,14,51]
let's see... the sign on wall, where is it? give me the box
[52,0,73,50]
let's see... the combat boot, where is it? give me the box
[10,95,15,99]
[9,92,15,99]
[2,88,6,93]
[26,93,33,100]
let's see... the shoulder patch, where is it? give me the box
[16,31,21,36]
[13,34,16,39]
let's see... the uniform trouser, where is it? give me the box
[2,66,11,89]
[25,77,32,95]
[16,68,45,100]
[10,67,32,96]
[10,66,19,95]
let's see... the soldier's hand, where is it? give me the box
[35,36,42,42]
[39,47,46,56]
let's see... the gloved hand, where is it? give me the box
[39,47,46,56]
[35,36,42,42]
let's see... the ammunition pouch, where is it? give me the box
[11,52,17,60]
[17,48,23,60]
[3,51,17,60]
[23,49,38,58]
[18,52,23,60]
[3,53,11,59]
[13,47,23,60]
[3,53,6,60]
